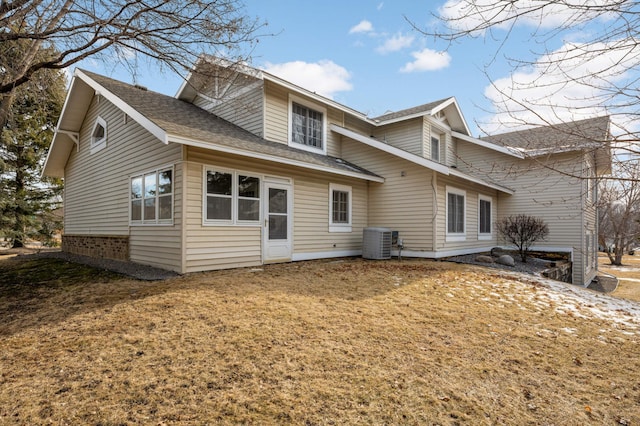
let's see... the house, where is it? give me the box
[43,56,612,285]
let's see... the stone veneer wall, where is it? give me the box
[62,235,129,261]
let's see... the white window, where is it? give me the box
[289,95,326,154]
[446,186,466,241]
[478,195,492,240]
[91,116,107,153]
[204,168,261,225]
[329,183,352,233]
[431,135,440,162]
[130,168,173,225]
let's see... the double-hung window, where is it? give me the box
[329,183,352,232]
[131,168,173,224]
[478,195,492,239]
[205,169,260,225]
[446,186,466,241]
[289,96,326,153]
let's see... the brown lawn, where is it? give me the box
[1,254,639,425]
[599,252,640,303]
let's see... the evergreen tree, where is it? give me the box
[0,42,66,248]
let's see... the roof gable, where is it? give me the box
[43,69,383,182]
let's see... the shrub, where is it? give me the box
[496,214,549,263]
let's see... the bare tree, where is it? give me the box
[598,158,640,265]
[0,0,264,132]
[496,214,549,263]
[410,1,638,167]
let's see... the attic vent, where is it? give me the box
[134,84,148,91]
[363,227,392,260]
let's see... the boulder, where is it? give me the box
[496,254,515,267]
[491,247,506,257]
[475,255,494,263]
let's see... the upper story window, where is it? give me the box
[91,116,107,153]
[431,135,440,162]
[131,167,173,225]
[289,96,326,154]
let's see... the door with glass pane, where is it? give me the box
[263,182,292,262]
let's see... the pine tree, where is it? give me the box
[0,43,66,248]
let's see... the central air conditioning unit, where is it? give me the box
[362,227,392,260]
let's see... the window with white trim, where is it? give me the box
[289,96,326,154]
[478,195,492,240]
[431,135,440,162]
[329,183,352,232]
[446,186,466,241]
[130,168,173,225]
[204,168,261,225]
[91,116,107,153]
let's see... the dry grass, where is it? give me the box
[599,253,640,303]
[1,255,639,425]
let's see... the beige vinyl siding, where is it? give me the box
[341,138,435,251]
[263,81,342,156]
[183,158,262,272]
[344,113,375,137]
[445,133,456,167]
[183,147,368,272]
[129,161,184,272]
[64,95,182,235]
[63,94,184,271]
[434,176,499,252]
[263,81,288,144]
[373,118,422,156]
[457,139,587,283]
[194,82,265,137]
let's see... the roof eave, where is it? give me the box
[167,134,384,183]
[453,131,524,158]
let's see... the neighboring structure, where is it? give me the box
[43,57,611,285]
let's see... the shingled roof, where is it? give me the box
[371,98,454,122]
[79,70,381,180]
[482,116,611,153]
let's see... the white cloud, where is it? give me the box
[481,40,639,133]
[263,60,353,99]
[376,33,414,54]
[349,20,374,34]
[400,48,451,72]
[439,0,619,34]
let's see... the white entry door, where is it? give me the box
[263,181,292,263]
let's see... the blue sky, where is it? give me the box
[77,1,629,137]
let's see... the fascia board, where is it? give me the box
[167,134,385,183]
[75,69,168,144]
[330,124,450,175]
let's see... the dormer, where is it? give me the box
[371,97,470,167]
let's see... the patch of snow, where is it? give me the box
[494,271,640,335]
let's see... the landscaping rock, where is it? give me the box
[496,254,515,267]
[491,247,506,257]
[475,255,494,263]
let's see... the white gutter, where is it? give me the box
[168,135,385,183]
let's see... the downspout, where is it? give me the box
[432,170,438,252]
